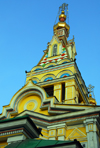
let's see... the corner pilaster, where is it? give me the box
[84,118,99,148]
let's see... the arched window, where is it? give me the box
[53,44,57,56]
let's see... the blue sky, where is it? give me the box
[0,0,100,113]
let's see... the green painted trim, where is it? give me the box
[5,139,76,148]
[0,115,42,136]
[0,115,29,123]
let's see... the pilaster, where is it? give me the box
[47,123,66,140]
[65,80,77,104]
[84,118,100,148]
[54,84,62,102]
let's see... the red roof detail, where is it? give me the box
[61,53,65,56]
[49,60,52,62]
[42,61,46,64]
[60,57,64,59]
[44,58,47,61]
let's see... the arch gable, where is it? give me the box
[0,80,47,119]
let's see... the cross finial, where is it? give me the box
[87,84,94,93]
[87,84,95,98]
[59,3,68,11]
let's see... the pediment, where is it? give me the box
[68,128,86,140]
[49,35,61,45]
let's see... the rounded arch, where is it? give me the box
[56,70,73,78]
[44,77,53,82]
[31,65,43,72]
[10,84,47,114]
[44,62,56,68]
[41,74,56,82]
[32,77,40,84]
[58,58,71,64]
[60,73,70,78]
[52,44,57,56]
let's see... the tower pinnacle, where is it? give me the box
[59,3,68,12]
[53,3,70,39]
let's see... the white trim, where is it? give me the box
[59,44,62,54]
[49,137,55,140]
[58,136,64,140]
[24,99,38,111]
[7,135,26,144]
[47,123,66,130]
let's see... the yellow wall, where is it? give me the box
[54,84,62,102]
[26,66,74,82]
[49,38,62,57]
[40,126,87,142]
[18,95,50,115]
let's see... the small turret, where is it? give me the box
[87,84,96,105]
[88,94,96,105]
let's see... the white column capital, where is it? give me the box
[47,123,66,130]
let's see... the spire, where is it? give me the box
[53,3,70,39]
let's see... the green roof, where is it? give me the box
[5,139,72,148]
[0,115,29,123]
[0,115,42,137]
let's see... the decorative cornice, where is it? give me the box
[0,116,41,139]
[47,123,66,130]
[16,109,100,126]
[38,75,75,86]
[0,129,23,137]
[27,62,74,78]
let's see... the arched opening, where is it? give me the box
[53,44,57,56]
